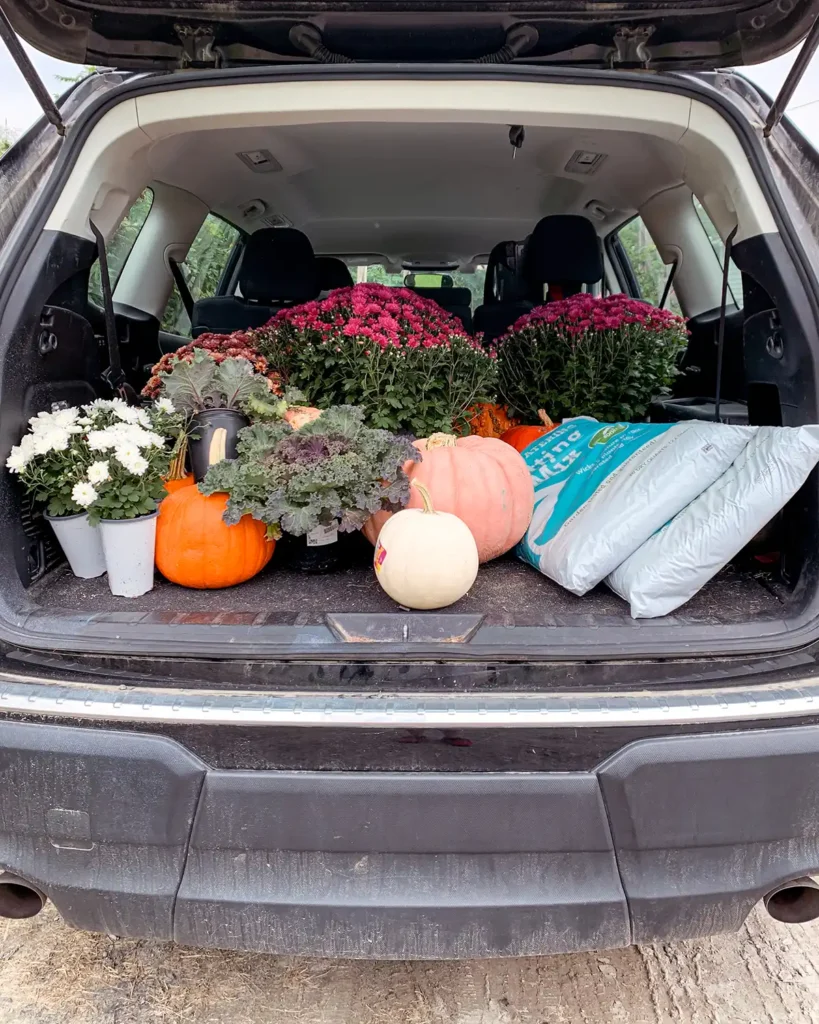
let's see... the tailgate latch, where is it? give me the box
[608,26,654,69]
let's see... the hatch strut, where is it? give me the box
[764,13,819,137]
[0,5,65,136]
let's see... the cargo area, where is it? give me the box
[2,70,819,661]
[30,545,783,627]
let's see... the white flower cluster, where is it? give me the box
[83,398,167,478]
[6,406,84,473]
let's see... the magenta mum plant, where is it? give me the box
[496,293,687,423]
[256,284,497,436]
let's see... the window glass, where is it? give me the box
[353,263,487,308]
[161,214,241,336]
[615,217,682,316]
[88,188,153,306]
[693,197,744,307]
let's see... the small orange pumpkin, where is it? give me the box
[284,406,322,430]
[363,432,534,562]
[156,487,274,589]
[467,402,520,438]
[163,473,195,495]
[500,410,556,453]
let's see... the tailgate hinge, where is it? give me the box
[608,25,655,69]
[175,23,223,69]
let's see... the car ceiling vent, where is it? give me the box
[236,149,283,173]
[262,213,292,228]
[565,150,607,175]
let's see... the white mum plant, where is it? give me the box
[6,398,186,521]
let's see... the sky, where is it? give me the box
[4,38,819,141]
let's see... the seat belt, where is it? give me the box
[659,260,678,310]
[169,257,195,320]
[713,226,739,424]
[89,220,138,404]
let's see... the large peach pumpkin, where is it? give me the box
[363,433,534,562]
[156,487,275,589]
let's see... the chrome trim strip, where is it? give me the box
[0,669,817,728]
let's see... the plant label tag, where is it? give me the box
[307,523,338,547]
[374,541,387,572]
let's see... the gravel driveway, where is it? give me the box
[0,905,818,1023]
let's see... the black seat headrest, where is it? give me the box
[239,227,319,304]
[483,240,528,306]
[523,216,603,297]
[316,256,354,291]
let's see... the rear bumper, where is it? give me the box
[2,717,819,958]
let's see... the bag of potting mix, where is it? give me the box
[607,425,819,617]
[516,418,754,595]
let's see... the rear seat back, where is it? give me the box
[408,284,473,332]
[191,228,319,337]
[473,240,531,343]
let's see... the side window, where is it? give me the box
[693,198,744,307]
[88,188,153,306]
[161,214,241,336]
[615,217,682,316]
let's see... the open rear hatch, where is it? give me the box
[1,0,817,69]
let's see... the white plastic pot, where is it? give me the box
[99,511,158,598]
[45,512,106,579]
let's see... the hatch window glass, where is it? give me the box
[693,198,743,307]
[615,217,681,316]
[161,214,241,336]
[88,188,153,307]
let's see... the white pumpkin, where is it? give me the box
[373,481,479,609]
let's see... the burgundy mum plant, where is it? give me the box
[496,294,688,423]
[256,284,497,437]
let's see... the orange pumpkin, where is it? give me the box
[284,406,322,430]
[164,473,195,495]
[500,410,557,453]
[363,432,534,562]
[467,402,520,438]
[156,487,275,589]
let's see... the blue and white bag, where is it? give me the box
[517,418,753,595]
[608,425,819,617]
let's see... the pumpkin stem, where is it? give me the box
[411,479,436,515]
[537,409,554,428]
[426,433,457,450]
[167,433,189,481]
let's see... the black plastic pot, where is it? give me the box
[277,528,370,574]
[189,408,249,482]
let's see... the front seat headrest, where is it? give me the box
[523,215,603,299]
[316,256,354,291]
[239,227,319,304]
[483,240,528,305]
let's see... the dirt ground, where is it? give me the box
[0,905,818,1024]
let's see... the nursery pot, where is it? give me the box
[189,408,249,483]
[99,510,158,598]
[45,511,106,579]
[280,522,353,573]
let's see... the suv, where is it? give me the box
[1,0,819,958]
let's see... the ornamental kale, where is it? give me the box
[157,351,284,419]
[142,331,282,399]
[199,405,421,538]
[496,294,688,423]
[256,284,497,437]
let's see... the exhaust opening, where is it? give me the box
[764,877,819,925]
[0,873,46,919]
